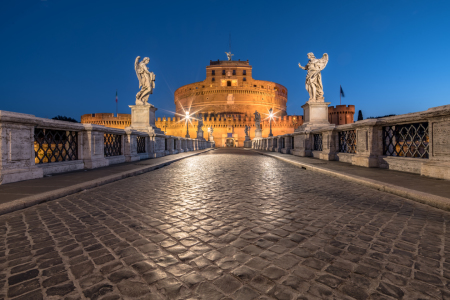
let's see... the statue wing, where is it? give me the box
[317,53,329,71]
[134,56,142,88]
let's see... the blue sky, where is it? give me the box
[1,0,449,121]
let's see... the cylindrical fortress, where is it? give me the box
[174,60,288,118]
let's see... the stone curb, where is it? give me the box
[254,150,450,212]
[0,149,213,216]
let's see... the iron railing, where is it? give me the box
[34,128,78,164]
[339,130,357,153]
[104,134,122,157]
[137,136,146,153]
[313,134,323,151]
[383,122,429,158]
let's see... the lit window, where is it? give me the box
[212,70,215,75]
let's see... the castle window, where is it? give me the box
[253,85,257,87]
[243,70,246,75]
[227,81,231,86]
[212,70,215,75]
[212,77,215,81]
[91,113,95,117]
[261,85,264,88]
[243,77,246,81]
[232,70,236,75]
[222,70,225,75]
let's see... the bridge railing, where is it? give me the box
[0,110,214,184]
[252,105,450,180]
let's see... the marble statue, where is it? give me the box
[209,126,214,134]
[134,56,156,105]
[254,110,261,128]
[244,125,250,137]
[298,53,328,102]
[225,52,234,61]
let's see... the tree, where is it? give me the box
[357,110,363,121]
[52,115,78,123]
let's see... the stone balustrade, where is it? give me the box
[252,105,450,180]
[0,111,214,184]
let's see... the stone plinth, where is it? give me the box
[128,104,163,134]
[244,136,252,148]
[296,101,332,131]
[255,128,262,139]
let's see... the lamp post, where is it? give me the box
[185,111,190,138]
[269,108,273,137]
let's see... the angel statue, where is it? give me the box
[244,125,250,137]
[254,110,261,128]
[298,53,328,102]
[134,56,156,105]
[225,52,234,61]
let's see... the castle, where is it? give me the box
[81,57,355,147]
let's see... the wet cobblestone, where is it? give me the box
[0,149,449,299]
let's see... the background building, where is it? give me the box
[81,58,355,147]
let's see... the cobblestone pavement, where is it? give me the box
[0,149,449,300]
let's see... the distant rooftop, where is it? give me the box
[209,59,249,66]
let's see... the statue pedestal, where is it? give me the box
[197,130,204,140]
[296,101,333,132]
[128,104,163,134]
[244,136,252,148]
[254,128,262,139]
[209,136,214,142]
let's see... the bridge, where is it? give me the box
[1,101,450,299]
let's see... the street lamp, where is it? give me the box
[185,111,190,138]
[269,108,274,137]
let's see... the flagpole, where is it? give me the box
[340,85,341,105]
[116,90,118,117]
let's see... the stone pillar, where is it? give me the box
[153,136,165,157]
[291,132,312,157]
[320,130,339,161]
[124,129,141,162]
[351,121,380,167]
[82,124,109,169]
[0,111,43,184]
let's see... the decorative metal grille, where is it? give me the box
[339,130,357,153]
[313,134,323,151]
[104,134,122,157]
[34,128,78,164]
[137,136,146,153]
[383,122,429,158]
